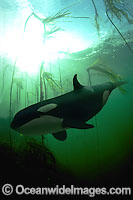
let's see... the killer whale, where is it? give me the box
[10,74,126,141]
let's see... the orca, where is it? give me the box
[10,74,126,141]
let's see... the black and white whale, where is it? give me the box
[10,74,126,141]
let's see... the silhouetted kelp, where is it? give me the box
[91,0,100,38]
[104,0,133,55]
[89,0,133,55]
[43,71,64,95]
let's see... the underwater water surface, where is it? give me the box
[0,0,133,191]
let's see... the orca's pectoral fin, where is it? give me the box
[52,131,67,141]
[63,119,94,129]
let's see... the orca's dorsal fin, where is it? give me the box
[73,74,84,90]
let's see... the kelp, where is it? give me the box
[9,60,16,116]
[90,0,133,54]
[8,60,18,146]
[43,71,64,95]
[104,0,133,23]
[91,0,100,38]
[23,5,90,100]
[24,6,89,40]
[103,0,133,55]
[14,77,24,90]
[87,61,127,94]
[24,8,72,102]
[0,139,56,184]
[24,8,71,39]
[88,64,123,82]
[14,78,23,108]
[39,62,45,101]
[1,65,8,95]
[105,10,133,55]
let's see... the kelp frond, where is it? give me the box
[43,71,64,93]
[41,10,71,24]
[24,4,90,35]
[87,63,123,82]
[23,8,71,40]
[14,78,24,90]
[104,0,133,23]
[46,26,62,37]
[87,62,127,94]
[24,8,71,31]
[106,9,133,55]
[103,0,133,55]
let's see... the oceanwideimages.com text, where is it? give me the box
[1,184,131,197]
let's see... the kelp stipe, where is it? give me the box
[91,0,100,39]
[104,0,133,55]
[106,9,133,56]
[87,68,101,174]
[87,61,127,94]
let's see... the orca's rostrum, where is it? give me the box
[10,74,126,141]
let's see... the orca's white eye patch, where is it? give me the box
[103,90,110,105]
[37,103,57,113]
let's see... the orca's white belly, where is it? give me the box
[17,115,66,136]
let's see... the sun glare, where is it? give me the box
[1,15,92,74]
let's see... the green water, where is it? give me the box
[0,0,133,187]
